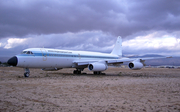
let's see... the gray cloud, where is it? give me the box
[0,0,180,57]
[1,0,179,38]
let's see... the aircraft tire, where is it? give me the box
[73,70,81,74]
[73,70,77,74]
[94,71,101,75]
[78,71,81,74]
[24,72,30,77]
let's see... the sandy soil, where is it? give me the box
[0,67,180,112]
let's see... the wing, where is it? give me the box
[73,56,172,68]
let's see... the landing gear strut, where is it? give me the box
[73,68,83,74]
[24,68,30,77]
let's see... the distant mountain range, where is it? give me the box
[0,57,11,63]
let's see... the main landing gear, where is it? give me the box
[73,68,102,75]
[93,71,101,75]
[73,68,83,74]
[24,68,30,77]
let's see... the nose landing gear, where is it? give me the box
[24,68,30,77]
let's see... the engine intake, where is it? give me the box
[128,62,143,70]
[88,63,108,71]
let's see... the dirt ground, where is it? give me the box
[0,67,180,112]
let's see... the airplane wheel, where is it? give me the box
[73,70,81,74]
[73,70,77,74]
[78,71,81,74]
[24,72,30,77]
[94,71,101,75]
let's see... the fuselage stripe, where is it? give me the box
[19,53,118,59]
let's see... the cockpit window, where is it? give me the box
[22,51,27,54]
[27,51,31,54]
[22,51,33,54]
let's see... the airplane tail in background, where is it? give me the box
[111,36,122,57]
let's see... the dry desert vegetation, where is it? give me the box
[0,67,180,112]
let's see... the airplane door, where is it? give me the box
[40,49,47,61]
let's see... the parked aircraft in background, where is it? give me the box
[7,36,169,77]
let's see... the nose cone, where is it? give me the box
[7,56,18,66]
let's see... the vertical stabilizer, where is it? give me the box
[111,36,122,57]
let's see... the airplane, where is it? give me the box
[7,36,169,77]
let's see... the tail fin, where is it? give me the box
[111,36,122,57]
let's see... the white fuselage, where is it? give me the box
[16,48,119,69]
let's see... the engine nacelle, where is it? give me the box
[88,63,108,71]
[128,61,143,70]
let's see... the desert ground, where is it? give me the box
[0,67,180,112]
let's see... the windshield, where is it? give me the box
[22,51,33,54]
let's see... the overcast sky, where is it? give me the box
[0,0,180,57]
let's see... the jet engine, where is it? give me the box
[128,61,143,70]
[88,63,108,71]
